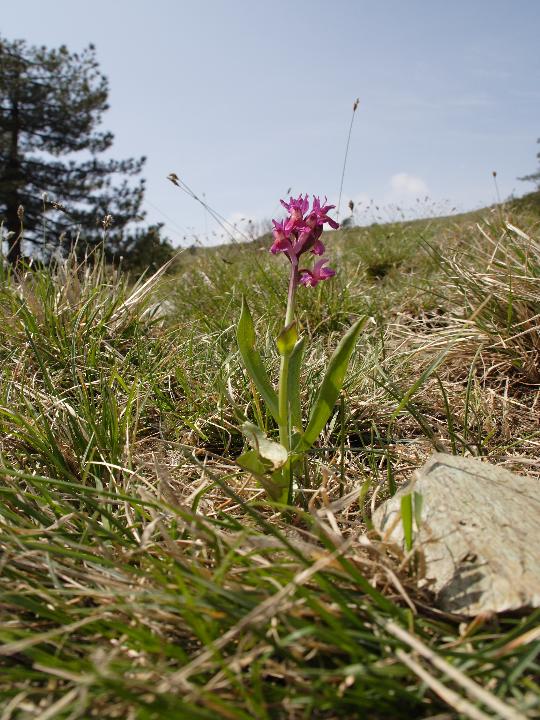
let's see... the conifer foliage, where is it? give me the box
[0,36,148,264]
[520,137,540,188]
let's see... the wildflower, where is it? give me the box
[299,258,336,287]
[305,196,340,230]
[237,190,364,508]
[281,194,310,233]
[294,223,325,257]
[310,238,325,255]
[270,219,293,254]
[271,194,339,264]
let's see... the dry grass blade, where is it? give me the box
[0,615,103,657]
[109,251,180,324]
[159,533,359,692]
[1,201,539,717]
[33,688,81,720]
[395,649,493,720]
[494,625,540,657]
[387,621,528,720]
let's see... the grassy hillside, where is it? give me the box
[0,193,539,719]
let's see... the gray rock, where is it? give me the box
[142,299,175,320]
[372,453,540,615]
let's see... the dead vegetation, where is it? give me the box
[0,195,539,718]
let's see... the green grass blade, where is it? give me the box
[391,346,450,420]
[401,494,414,551]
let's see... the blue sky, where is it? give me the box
[2,0,540,245]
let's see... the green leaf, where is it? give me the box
[287,337,305,433]
[276,322,298,356]
[236,450,288,502]
[236,449,268,475]
[297,316,367,451]
[241,421,288,469]
[261,472,287,502]
[236,297,280,423]
[401,494,414,551]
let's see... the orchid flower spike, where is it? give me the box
[270,193,340,264]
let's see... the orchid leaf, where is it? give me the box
[261,473,287,502]
[236,449,268,476]
[236,450,286,501]
[287,336,305,433]
[237,297,280,423]
[241,421,288,469]
[277,321,298,356]
[297,316,367,451]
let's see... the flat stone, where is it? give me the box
[372,453,540,615]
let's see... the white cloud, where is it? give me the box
[389,173,429,198]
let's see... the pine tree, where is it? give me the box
[0,36,148,265]
[519,138,540,189]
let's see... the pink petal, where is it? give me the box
[299,271,316,287]
[311,239,325,255]
[320,266,336,280]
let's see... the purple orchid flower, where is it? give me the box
[270,219,293,254]
[293,223,325,257]
[280,193,310,218]
[310,238,325,255]
[270,194,339,284]
[281,194,310,234]
[305,196,340,230]
[299,258,336,287]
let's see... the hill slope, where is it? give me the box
[0,192,539,718]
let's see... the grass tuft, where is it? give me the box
[1,196,540,718]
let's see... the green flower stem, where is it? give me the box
[277,261,299,504]
[278,354,291,448]
[285,261,298,329]
[278,261,298,451]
